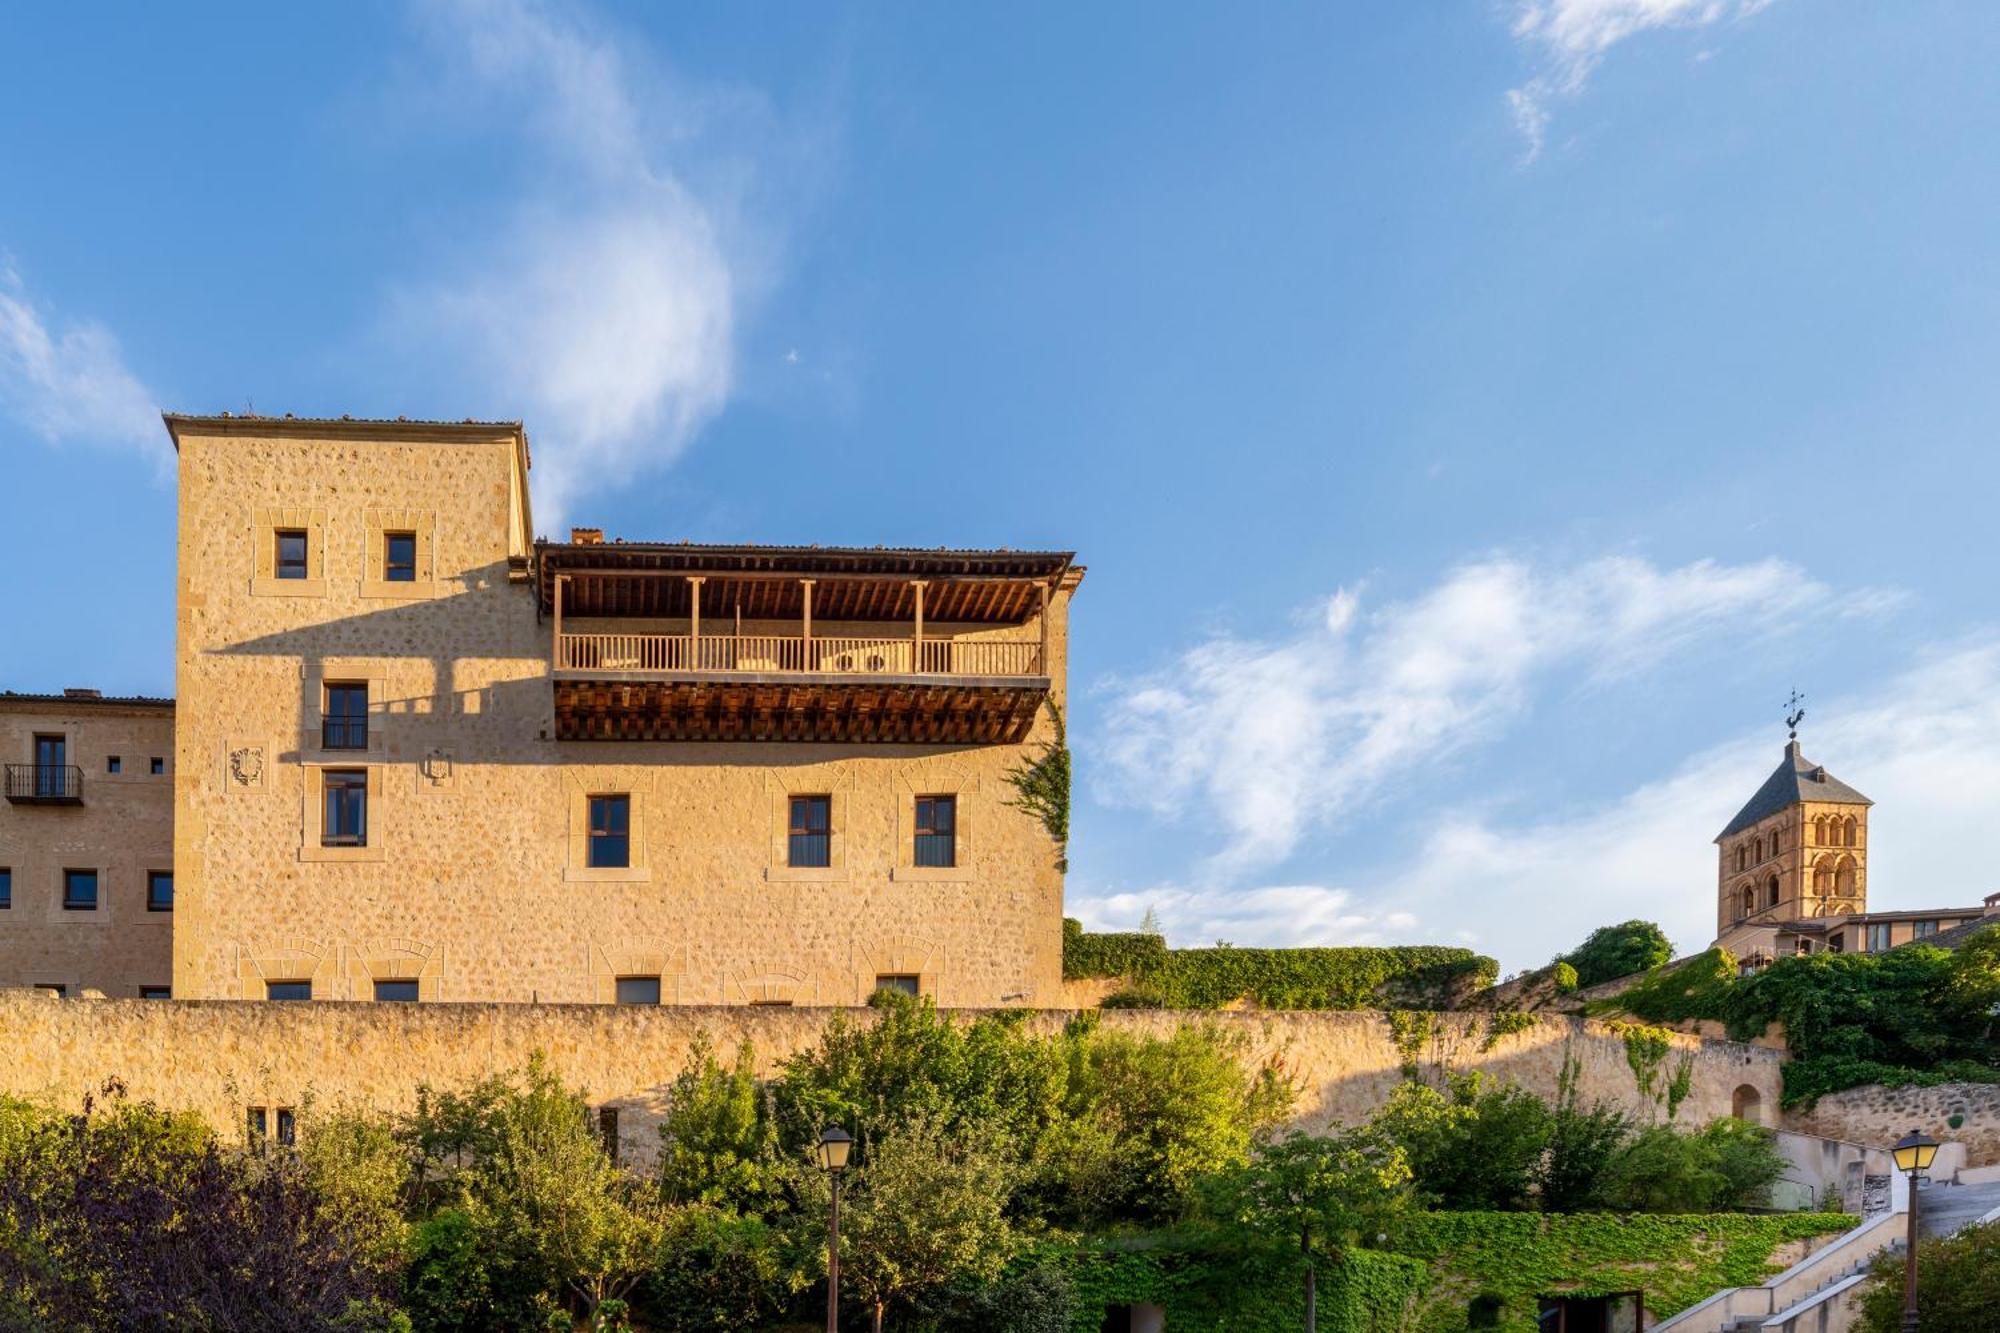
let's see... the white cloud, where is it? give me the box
[1505,0,1776,160]
[1077,641,2000,975]
[1095,553,1851,879]
[0,262,161,461]
[393,0,767,527]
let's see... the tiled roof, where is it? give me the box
[162,412,522,430]
[1717,741,1872,840]
[0,690,174,709]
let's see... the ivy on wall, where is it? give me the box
[1062,919,1500,1012]
[1006,702,1071,871]
[1056,1241,1422,1333]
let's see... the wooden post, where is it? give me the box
[912,581,927,671]
[688,576,705,669]
[553,574,565,670]
[801,579,815,671]
[1038,583,1050,674]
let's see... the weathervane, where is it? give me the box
[1785,689,1805,741]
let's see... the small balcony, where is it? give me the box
[555,632,1044,679]
[5,764,83,805]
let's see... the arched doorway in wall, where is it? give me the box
[1732,1084,1764,1125]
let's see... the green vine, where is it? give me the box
[1665,1054,1695,1121]
[1481,1011,1539,1052]
[1387,1010,1438,1078]
[1610,1022,1677,1101]
[1005,702,1071,871]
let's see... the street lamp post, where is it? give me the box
[1891,1128,1940,1333]
[817,1126,853,1333]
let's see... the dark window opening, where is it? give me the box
[139,986,170,1000]
[599,1107,620,1164]
[147,871,173,913]
[62,869,98,912]
[323,683,369,750]
[275,529,308,580]
[749,998,793,1007]
[788,795,831,868]
[875,974,921,997]
[322,770,367,846]
[247,1107,268,1143]
[0,868,10,910]
[384,531,417,582]
[276,1108,296,1146]
[107,755,121,774]
[266,980,312,1002]
[35,984,65,998]
[588,795,630,868]
[1914,920,1938,939]
[33,735,66,796]
[150,756,164,775]
[373,979,420,1002]
[614,975,660,1006]
[915,795,957,868]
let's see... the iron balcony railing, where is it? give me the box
[5,764,83,804]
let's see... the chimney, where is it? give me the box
[570,527,604,546]
[62,688,101,699]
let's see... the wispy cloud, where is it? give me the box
[1094,554,1873,880]
[0,261,161,461]
[390,0,793,527]
[1078,640,2000,974]
[1505,0,1777,160]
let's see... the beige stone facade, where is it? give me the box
[0,693,175,997]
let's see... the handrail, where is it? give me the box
[4,764,83,802]
[555,632,1045,678]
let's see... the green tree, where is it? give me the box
[658,1035,781,1210]
[1596,1119,1787,1214]
[1534,1058,1632,1212]
[298,1101,413,1274]
[1558,921,1673,988]
[1199,1128,1411,1333]
[1372,1074,1551,1211]
[1857,1216,2000,1332]
[799,1114,1022,1333]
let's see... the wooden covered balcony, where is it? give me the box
[536,538,1079,743]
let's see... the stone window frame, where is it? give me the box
[299,763,387,863]
[56,866,105,921]
[301,663,389,762]
[346,938,443,1002]
[236,938,339,1000]
[891,771,975,883]
[564,773,652,883]
[855,935,939,1003]
[360,508,440,600]
[766,778,849,883]
[250,507,328,598]
[729,971,810,1006]
[588,939,685,1003]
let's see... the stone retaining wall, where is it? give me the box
[1784,1082,2000,1166]
[0,993,1782,1164]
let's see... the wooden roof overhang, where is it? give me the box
[535,542,1078,624]
[551,676,1050,744]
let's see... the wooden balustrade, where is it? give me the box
[556,632,1044,678]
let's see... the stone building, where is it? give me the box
[1713,736,1994,967]
[2,414,1082,1006]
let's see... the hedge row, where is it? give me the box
[1059,1240,1423,1333]
[1063,918,1498,1011]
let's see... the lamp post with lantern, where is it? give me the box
[817,1126,853,1333]
[1891,1128,1939,1333]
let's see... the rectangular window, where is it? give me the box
[275,529,308,580]
[1867,923,1893,952]
[150,756,164,775]
[874,974,921,997]
[139,986,171,1000]
[915,795,957,868]
[322,769,367,846]
[599,1107,620,1164]
[107,755,121,774]
[33,734,65,796]
[266,980,312,1002]
[247,1107,268,1143]
[1829,933,1845,954]
[1913,920,1938,939]
[587,795,631,868]
[276,1109,296,1146]
[62,869,98,912]
[384,531,418,583]
[749,998,793,1007]
[788,795,831,868]
[373,979,419,1003]
[147,871,173,913]
[614,975,660,1006]
[0,867,10,910]
[322,683,369,750]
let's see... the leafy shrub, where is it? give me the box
[1373,1075,1552,1212]
[1594,1119,1787,1214]
[1558,921,1673,988]
[1858,1216,2000,1332]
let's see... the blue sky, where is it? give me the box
[6,1,2000,972]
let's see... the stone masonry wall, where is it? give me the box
[170,420,1073,1008]
[1785,1082,2000,1167]
[0,994,1783,1166]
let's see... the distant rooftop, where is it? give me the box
[161,412,529,464]
[0,689,174,710]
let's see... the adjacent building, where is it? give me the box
[3,414,1082,1006]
